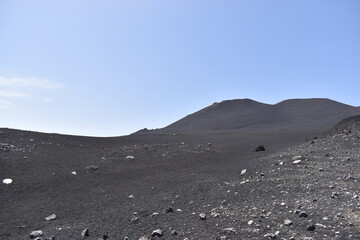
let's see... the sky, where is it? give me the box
[0,0,359,136]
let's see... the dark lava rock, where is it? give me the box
[102,234,109,240]
[298,212,308,218]
[166,206,173,213]
[307,224,316,231]
[255,145,265,152]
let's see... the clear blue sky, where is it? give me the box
[0,0,359,136]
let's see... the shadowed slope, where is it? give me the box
[324,115,360,136]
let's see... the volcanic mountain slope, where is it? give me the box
[324,115,360,136]
[1,117,360,239]
[135,98,360,135]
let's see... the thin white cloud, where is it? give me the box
[0,76,64,89]
[0,100,14,109]
[0,90,29,98]
[42,97,53,102]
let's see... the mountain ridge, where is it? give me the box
[134,98,360,135]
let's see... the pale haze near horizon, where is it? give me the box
[0,0,359,136]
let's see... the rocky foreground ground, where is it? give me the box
[1,128,359,240]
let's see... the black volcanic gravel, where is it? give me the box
[0,128,359,239]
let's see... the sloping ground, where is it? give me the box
[324,115,360,136]
[134,98,360,135]
[1,122,359,239]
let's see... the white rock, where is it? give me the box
[151,212,159,217]
[240,169,247,175]
[292,155,304,161]
[30,230,43,238]
[71,171,77,175]
[284,219,293,226]
[128,195,134,199]
[45,214,56,221]
[248,220,254,225]
[151,229,162,237]
[199,213,206,220]
[126,155,135,160]
[2,178,12,184]
[292,160,302,164]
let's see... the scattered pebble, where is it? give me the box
[307,224,316,231]
[284,219,293,226]
[199,213,206,220]
[30,230,43,238]
[81,228,89,237]
[2,178,12,184]
[222,227,236,234]
[151,229,162,237]
[45,214,56,221]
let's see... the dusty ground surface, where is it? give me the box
[0,127,359,240]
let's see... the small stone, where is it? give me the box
[307,224,316,231]
[331,192,340,198]
[199,213,206,220]
[30,230,43,238]
[284,219,293,226]
[292,160,302,164]
[240,169,247,175]
[151,229,162,237]
[81,228,89,237]
[299,212,308,218]
[151,212,159,217]
[2,178,12,184]
[71,171,77,175]
[45,214,56,221]
[86,165,98,170]
[170,230,178,235]
[264,233,276,239]
[128,195,134,199]
[126,155,135,160]
[124,237,129,240]
[222,227,236,234]
[130,216,139,223]
[166,206,173,213]
[248,220,254,225]
[292,155,304,161]
[255,145,265,152]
